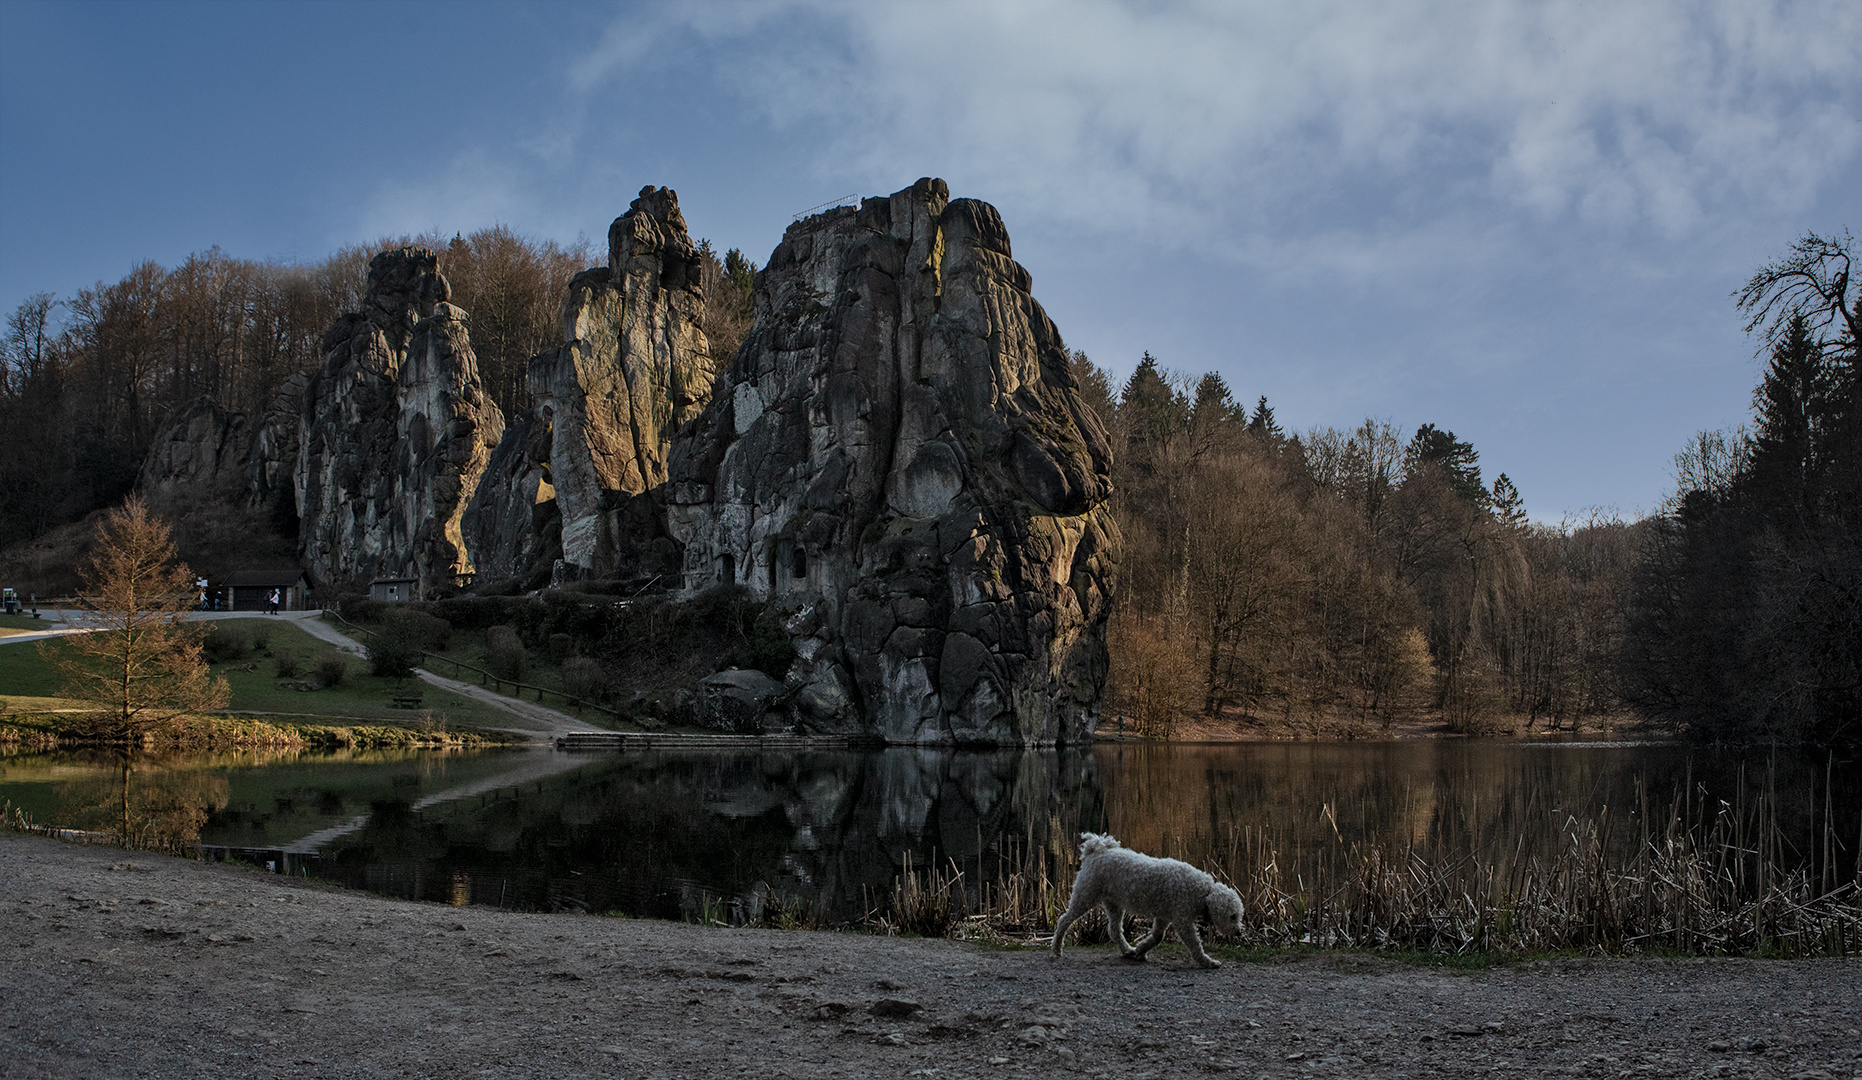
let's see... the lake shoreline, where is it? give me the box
[5,831,1859,1079]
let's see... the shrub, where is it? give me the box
[367,630,420,678]
[273,651,301,679]
[316,652,349,688]
[338,594,384,624]
[384,607,451,651]
[486,625,526,681]
[561,657,612,702]
[249,622,271,653]
[202,624,249,663]
[548,633,575,663]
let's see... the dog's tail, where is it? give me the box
[1078,832,1122,858]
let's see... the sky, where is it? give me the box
[2,0,1858,523]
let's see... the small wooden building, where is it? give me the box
[223,569,309,612]
[369,577,418,603]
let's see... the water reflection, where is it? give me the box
[2,741,1853,923]
[45,750,231,847]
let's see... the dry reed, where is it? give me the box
[877,777,1862,958]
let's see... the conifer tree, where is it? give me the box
[49,497,229,741]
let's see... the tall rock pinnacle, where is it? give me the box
[663,179,1120,744]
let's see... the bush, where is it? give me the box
[423,595,534,631]
[486,625,526,681]
[548,633,575,663]
[367,631,420,678]
[384,607,452,651]
[316,652,349,687]
[273,651,301,678]
[249,622,271,653]
[202,624,249,663]
[336,594,383,624]
[560,657,611,702]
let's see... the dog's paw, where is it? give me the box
[1119,953,1147,963]
[1198,958,1222,969]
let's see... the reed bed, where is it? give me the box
[874,776,1862,958]
[2,801,205,858]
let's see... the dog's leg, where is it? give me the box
[1051,884,1098,958]
[1183,922,1221,969]
[1051,903,1081,958]
[1105,902,1135,956]
[1128,919,1167,961]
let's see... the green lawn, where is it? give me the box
[330,614,623,727]
[1,618,524,730]
[0,612,57,637]
[0,637,70,701]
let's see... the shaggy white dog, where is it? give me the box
[1050,833,1243,969]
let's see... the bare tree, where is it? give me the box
[48,497,229,741]
[1737,229,1858,359]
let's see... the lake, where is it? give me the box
[2,740,1853,924]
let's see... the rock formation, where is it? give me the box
[138,396,253,511]
[295,248,505,596]
[662,179,1119,745]
[134,180,1118,744]
[523,187,717,576]
[248,372,307,514]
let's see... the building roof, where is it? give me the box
[369,577,418,585]
[223,569,307,588]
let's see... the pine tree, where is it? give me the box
[1490,474,1526,530]
[1119,352,1189,460]
[1746,314,1828,511]
[1406,423,1486,506]
[1247,396,1283,442]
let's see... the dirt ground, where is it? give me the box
[4,833,1858,1080]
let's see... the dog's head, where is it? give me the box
[1204,884,1244,938]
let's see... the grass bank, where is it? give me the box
[2,617,530,748]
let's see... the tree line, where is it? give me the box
[1074,352,1634,739]
[1620,232,1860,752]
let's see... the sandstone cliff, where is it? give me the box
[138,397,253,510]
[663,179,1119,745]
[295,248,505,595]
[527,187,716,576]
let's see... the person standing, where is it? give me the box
[268,588,280,615]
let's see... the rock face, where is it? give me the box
[249,372,307,514]
[295,248,505,596]
[523,187,717,576]
[459,411,559,587]
[139,396,253,511]
[662,179,1119,745]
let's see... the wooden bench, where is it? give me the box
[390,689,424,709]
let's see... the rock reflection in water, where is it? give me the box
[312,740,1856,923]
[317,747,1105,923]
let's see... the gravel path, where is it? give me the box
[277,613,601,739]
[3,832,1858,1079]
[0,609,600,740]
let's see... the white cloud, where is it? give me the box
[562,0,1859,270]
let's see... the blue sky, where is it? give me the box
[2,0,1858,521]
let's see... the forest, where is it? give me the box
[1,227,1855,752]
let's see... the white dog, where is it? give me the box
[1050,833,1243,969]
